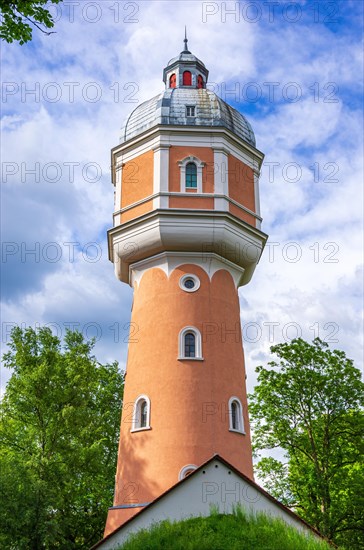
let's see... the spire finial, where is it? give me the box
[183,26,190,53]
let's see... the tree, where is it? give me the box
[0,0,62,44]
[249,338,364,549]
[0,326,124,549]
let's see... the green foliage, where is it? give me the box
[118,507,334,550]
[249,338,364,549]
[0,326,124,549]
[0,0,62,44]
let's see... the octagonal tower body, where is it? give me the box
[105,39,267,536]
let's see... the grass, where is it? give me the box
[118,506,335,550]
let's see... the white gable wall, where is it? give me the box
[97,459,321,549]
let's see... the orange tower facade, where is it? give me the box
[105,37,267,536]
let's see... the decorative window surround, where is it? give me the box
[178,326,203,360]
[179,274,200,293]
[178,156,205,193]
[228,396,245,434]
[178,464,198,480]
[131,395,151,432]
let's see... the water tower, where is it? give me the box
[105,34,267,535]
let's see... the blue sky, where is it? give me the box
[1,0,363,393]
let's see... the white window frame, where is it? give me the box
[178,326,203,361]
[228,396,245,434]
[179,274,200,293]
[178,464,198,481]
[131,394,151,432]
[186,105,196,117]
[178,156,205,193]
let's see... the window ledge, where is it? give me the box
[229,428,246,435]
[178,357,204,361]
[130,427,152,433]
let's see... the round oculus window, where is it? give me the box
[179,274,200,293]
[184,278,195,289]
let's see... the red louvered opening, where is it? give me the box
[183,71,192,86]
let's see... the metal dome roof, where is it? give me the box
[122,88,256,146]
[167,51,207,68]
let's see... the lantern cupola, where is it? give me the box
[163,29,209,89]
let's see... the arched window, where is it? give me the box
[228,397,245,434]
[184,332,196,357]
[197,74,204,89]
[179,464,198,480]
[178,327,203,360]
[132,395,151,432]
[185,162,197,188]
[231,401,239,430]
[140,400,148,428]
[183,71,192,86]
[178,156,205,193]
[169,73,176,88]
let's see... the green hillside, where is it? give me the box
[118,507,335,550]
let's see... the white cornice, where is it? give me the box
[108,210,267,287]
[111,125,264,168]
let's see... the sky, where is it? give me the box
[1,0,363,395]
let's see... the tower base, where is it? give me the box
[104,505,146,537]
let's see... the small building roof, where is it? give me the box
[92,454,328,549]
